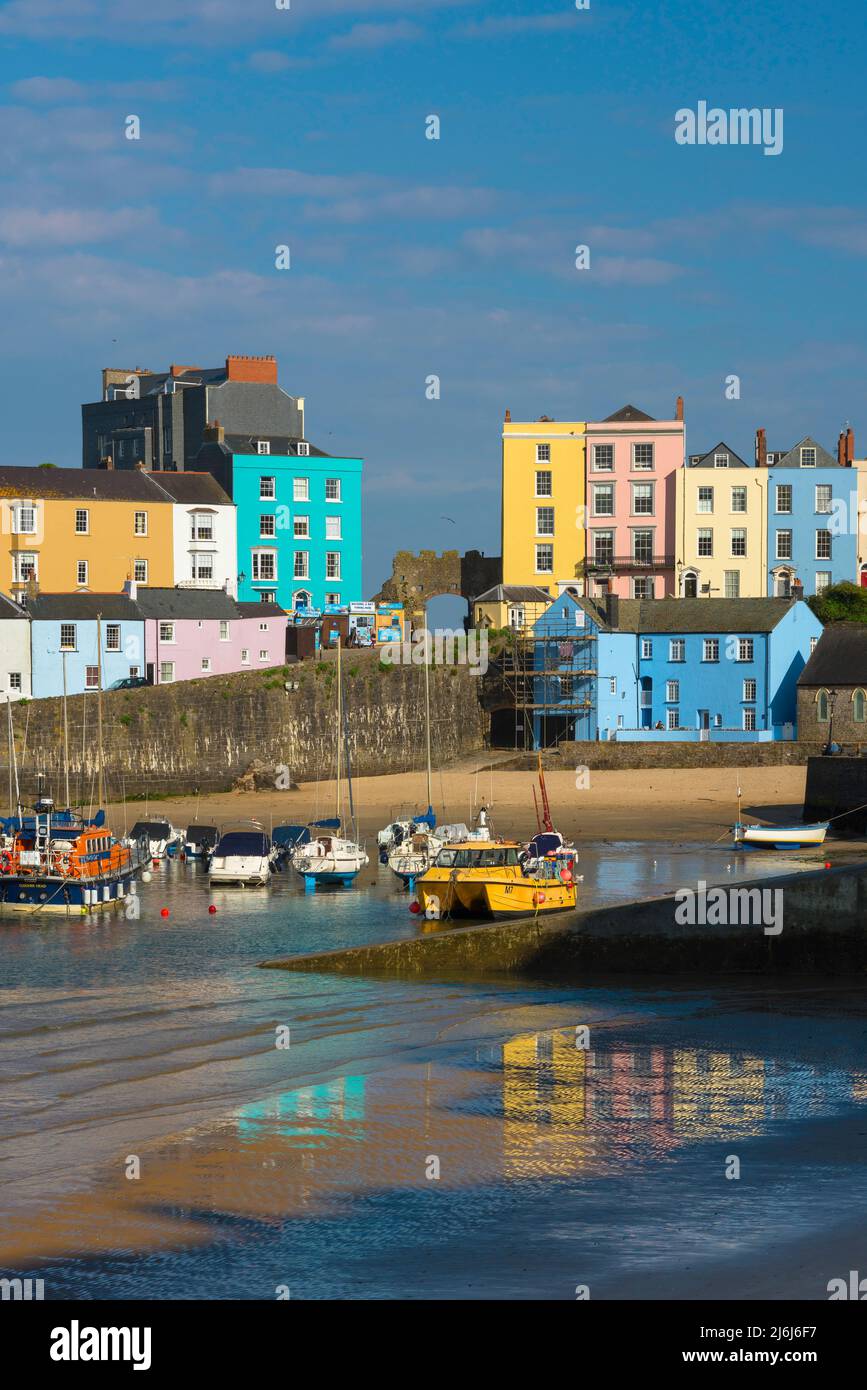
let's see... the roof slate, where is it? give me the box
[796,623,867,685]
[602,404,656,423]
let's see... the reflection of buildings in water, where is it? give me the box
[673,1050,766,1140]
[237,1076,366,1148]
[502,1031,593,1177]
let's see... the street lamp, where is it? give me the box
[237,571,247,586]
[825,688,839,754]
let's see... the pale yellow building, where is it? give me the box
[472,583,553,634]
[675,443,768,598]
[501,413,585,593]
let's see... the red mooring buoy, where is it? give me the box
[208,905,217,914]
[160,907,170,918]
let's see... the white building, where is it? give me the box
[151,474,238,595]
[0,591,31,699]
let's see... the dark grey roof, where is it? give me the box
[602,404,655,423]
[145,472,232,505]
[134,588,237,620]
[797,624,867,686]
[0,466,160,502]
[27,593,142,621]
[235,601,287,618]
[771,436,839,469]
[473,584,553,604]
[688,441,750,468]
[610,598,798,634]
[0,592,27,620]
[223,434,330,459]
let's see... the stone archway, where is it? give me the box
[373,549,502,624]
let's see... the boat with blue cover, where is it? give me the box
[0,797,137,913]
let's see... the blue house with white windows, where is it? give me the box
[28,593,145,698]
[531,593,822,745]
[761,429,858,597]
[195,426,362,612]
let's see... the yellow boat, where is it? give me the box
[413,841,577,921]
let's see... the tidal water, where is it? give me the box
[1,843,865,1300]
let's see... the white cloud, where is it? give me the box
[329,20,424,50]
[210,166,496,221]
[0,206,163,246]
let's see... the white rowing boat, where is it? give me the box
[732,821,829,850]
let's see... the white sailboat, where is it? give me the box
[387,626,440,887]
[293,638,368,889]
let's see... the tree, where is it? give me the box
[37,461,57,468]
[808,581,867,624]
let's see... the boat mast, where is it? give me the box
[335,636,342,829]
[423,612,432,812]
[61,650,71,810]
[96,612,105,809]
[8,696,20,819]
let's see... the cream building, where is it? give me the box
[675,442,768,598]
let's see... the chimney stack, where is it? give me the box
[504,408,511,423]
[847,426,855,466]
[225,354,278,385]
[203,419,225,445]
[755,427,767,468]
[675,395,684,421]
[838,429,846,466]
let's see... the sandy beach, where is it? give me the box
[110,760,811,845]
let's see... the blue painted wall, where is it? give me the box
[766,465,857,595]
[230,451,363,610]
[31,618,146,698]
[767,600,824,729]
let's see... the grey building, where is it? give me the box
[82,355,305,472]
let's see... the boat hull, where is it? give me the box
[0,873,136,913]
[416,869,576,920]
[733,822,829,850]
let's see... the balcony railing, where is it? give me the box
[580,554,675,574]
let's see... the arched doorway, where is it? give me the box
[771,568,794,598]
[681,570,698,598]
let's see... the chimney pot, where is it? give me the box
[755,427,767,468]
[675,395,684,421]
[504,408,511,423]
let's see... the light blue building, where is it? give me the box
[28,594,145,698]
[195,429,362,611]
[532,594,822,745]
[763,433,858,598]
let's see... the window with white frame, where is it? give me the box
[75,508,89,534]
[697,528,713,557]
[593,444,614,471]
[776,530,793,560]
[191,555,213,581]
[536,443,551,463]
[737,638,754,662]
[190,512,213,541]
[535,543,553,573]
[326,593,341,605]
[220,620,230,641]
[730,486,747,513]
[666,680,680,702]
[632,482,654,515]
[725,570,741,598]
[592,485,614,516]
[252,550,277,582]
[776,484,792,513]
[13,553,37,583]
[260,476,276,499]
[743,708,757,731]
[159,661,175,683]
[134,559,148,583]
[800,447,817,467]
[669,639,685,661]
[13,504,36,534]
[743,678,757,701]
[714,452,729,468]
[326,515,342,540]
[536,506,555,535]
[815,572,832,594]
[667,709,680,730]
[697,486,714,513]
[632,529,653,563]
[241,649,250,664]
[810,636,819,652]
[815,529,832,560]
[134,510,148,536]
[8,673,21,691]
[257,440,271,456]
[201,657,212,672]
[633,576,653,598]
[76,561,88,586]
[259,648,269,661]
[703,639,719,662]
[293,477,309,502]
[105,624,120,651]
[609,677,617,694]
[641,639,653,659]
[325,478,341,501]
[593,530,614,562]
[259,621,269,632]
[730,529,747,557]
[60,623,76,650]
[535,470,552,496]
[297,441,310,457]
[326,552,341,579]
[294,517,309,539]
[815,484,832,514]
[159,621,175,643]
[632,443,654,470]
[85,665,99,689]
[293,551,309,579]
[259,514,276,538]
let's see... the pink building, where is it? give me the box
[583,400,685,600]
[132,586,288,685]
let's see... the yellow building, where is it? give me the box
[675,444,768,598]
[473,583,553,633]
[501,412,586,594]
[0,467,230,599]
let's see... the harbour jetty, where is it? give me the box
[261,859,867,978]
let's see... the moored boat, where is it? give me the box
[0,796,137,913]
[413,840,578,921]
[732,821,830,850]
[209,827,272,886]
[129,819,181,863]
[183,823,218,861]
[293,835,369,887]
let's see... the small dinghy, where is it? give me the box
[732,821,829,850]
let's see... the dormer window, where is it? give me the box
[256,440,271,456]
[297,441,310,457]
[714,452,729,468]
[800,447,817,467]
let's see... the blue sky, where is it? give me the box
[1,0,865,592]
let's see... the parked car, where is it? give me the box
[108,675,152,691]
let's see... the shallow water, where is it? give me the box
[0,843,863,1299]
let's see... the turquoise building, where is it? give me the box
[195,428,363,610]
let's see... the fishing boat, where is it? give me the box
[209,827,272,886]
[129,819,181,863]
[183,824,218,861]
[732,821,829,850]
[0,795,137,913]
[293,640,368,890]
[412,839,578,921]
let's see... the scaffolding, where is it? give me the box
[487,622,598,750]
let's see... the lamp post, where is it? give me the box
[825,688,839,754]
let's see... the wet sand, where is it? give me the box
[110,762,812,845]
